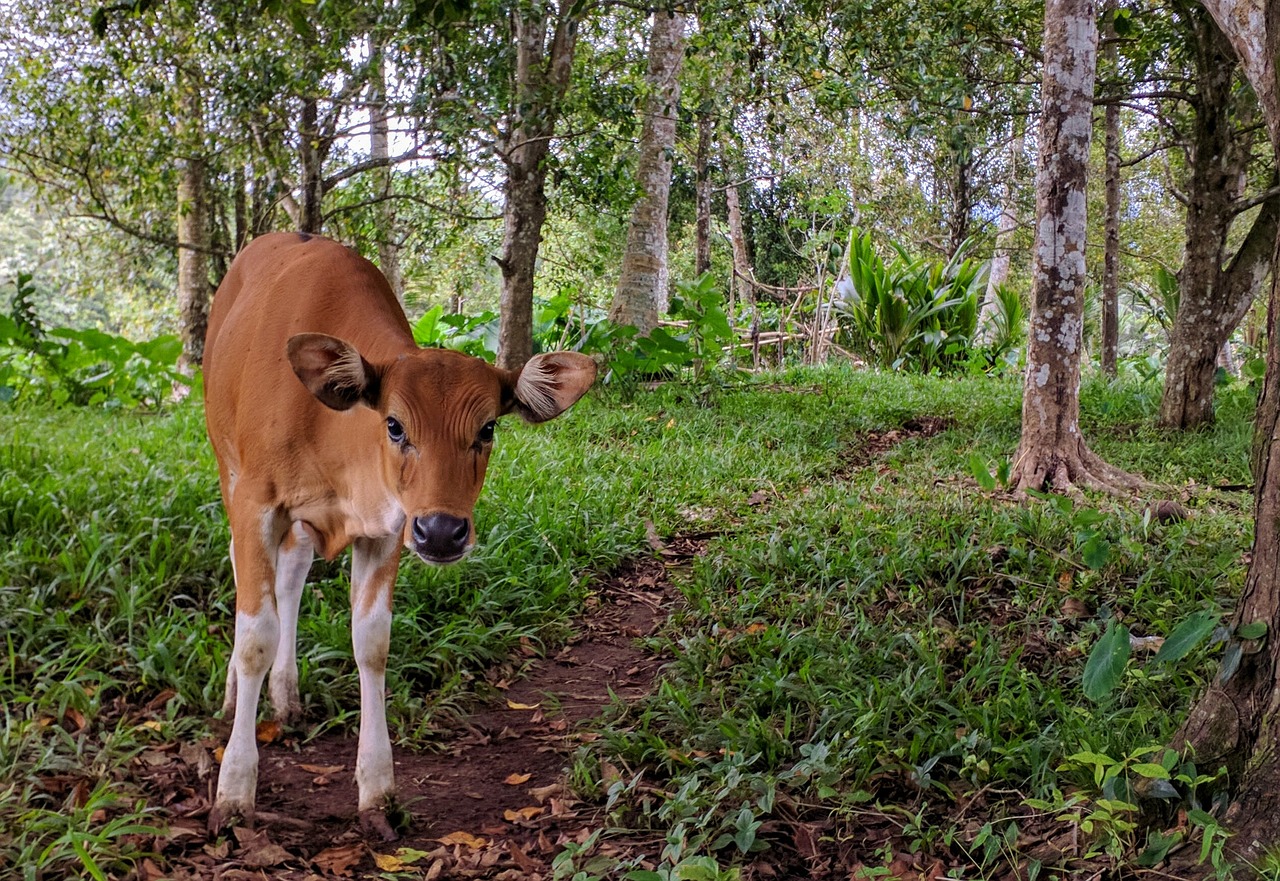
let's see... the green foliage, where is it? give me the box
[980,283,1027,367]
[0,272,187,409]
[832,230,986,373]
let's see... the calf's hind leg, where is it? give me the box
[268,522,314,723]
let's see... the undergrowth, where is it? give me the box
[0,368,1255,878]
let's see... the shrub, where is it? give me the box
[832,230,986,373]
[0,272,187,409]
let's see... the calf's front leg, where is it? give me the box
[210,506,288,832]
[350,533,401,841]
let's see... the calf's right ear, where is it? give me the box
[287,333,380,411]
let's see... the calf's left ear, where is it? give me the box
[287,333,381,411]
[506,352,597,423]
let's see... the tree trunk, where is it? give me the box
[978,126,1023,342]
[1010,0,1141,495]
[695,108,713,278]
[1100,1,1121,378]
[175,68,209,371]
[369,34,405,305]
[496,6,579,371]
[1175,0,1280,870]
[1159,5,1266,428]
[299,97,324,235]
[725,177,753,311]
[609,11,686,336]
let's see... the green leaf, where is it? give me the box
[1188,808,1218,827]
[968,453,996,491]
[1154,610,1219,664]
[1081,534,1112,570]
[1083,621,1131,701]
[1128,763,1170,779]
[1066,751,1117,767]
[1237,620,1268,640]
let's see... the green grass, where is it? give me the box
[0,368,1255,878]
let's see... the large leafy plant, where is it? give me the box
[832,230,986,373]
[0,272,186,409]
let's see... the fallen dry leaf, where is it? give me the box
[529,783,567,802]
[255,719,283,744]
[504,772,533,785]
[312,843,364,876]
[437,831,489,849]
[507,840,542,874]
[506,700,540,711]
[504,806,544,822]
[299,764,344,775]
[373,852,407,872]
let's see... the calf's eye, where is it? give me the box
[477,421,496,444]
[387,416,406,445]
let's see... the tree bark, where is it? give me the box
[369,34,405,305]
[725,177,753,311]
[175,67,209,371]
[1100,0,1121,378]
[609,11,686,336]
[299,97,325,235]
[495,4,580,372]
[1174,0,1280,870]
[978,126,1024,343]
[1010,0,1141,495]
[695,107,713,278]
[1159,5,1269,428]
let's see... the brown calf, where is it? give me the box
[203,232,595,838]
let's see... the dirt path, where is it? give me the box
[137,554,679,880]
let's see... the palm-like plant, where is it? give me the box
[833,230,987,372]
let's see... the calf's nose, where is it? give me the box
[412,513,471,562]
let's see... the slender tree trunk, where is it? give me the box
[496,6,579,371]
[1101,1,1122,377]
[298,97,324,235]
[725,178,753,311]
[1010,0,1141,495]
[175,67,210,371]
[695,108,713,278]
[369,34,404,304]
[948,140,972,256]
[610,11,686,335]
[978,126,1024,342]
[1160,5,1269,428]
[233,167,249,253]
[1175,0,1280,869]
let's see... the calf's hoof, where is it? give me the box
[208,800,254,836]
[359,808,399,842]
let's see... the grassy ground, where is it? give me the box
[0,367,1257,879]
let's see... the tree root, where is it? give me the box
[1010,436,1147,497]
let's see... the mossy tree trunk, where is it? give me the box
[1010,0,1141,495]
[1175,0,1280,869]
[609,10,686,336]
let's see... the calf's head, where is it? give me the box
[287,334,596,563]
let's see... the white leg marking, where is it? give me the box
[215,603,280,818]
[269,523,313,723]
[351,534,399,811]
[221,537,239,717]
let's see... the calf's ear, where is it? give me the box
[507,352,597,423]
[287,333,381,411]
